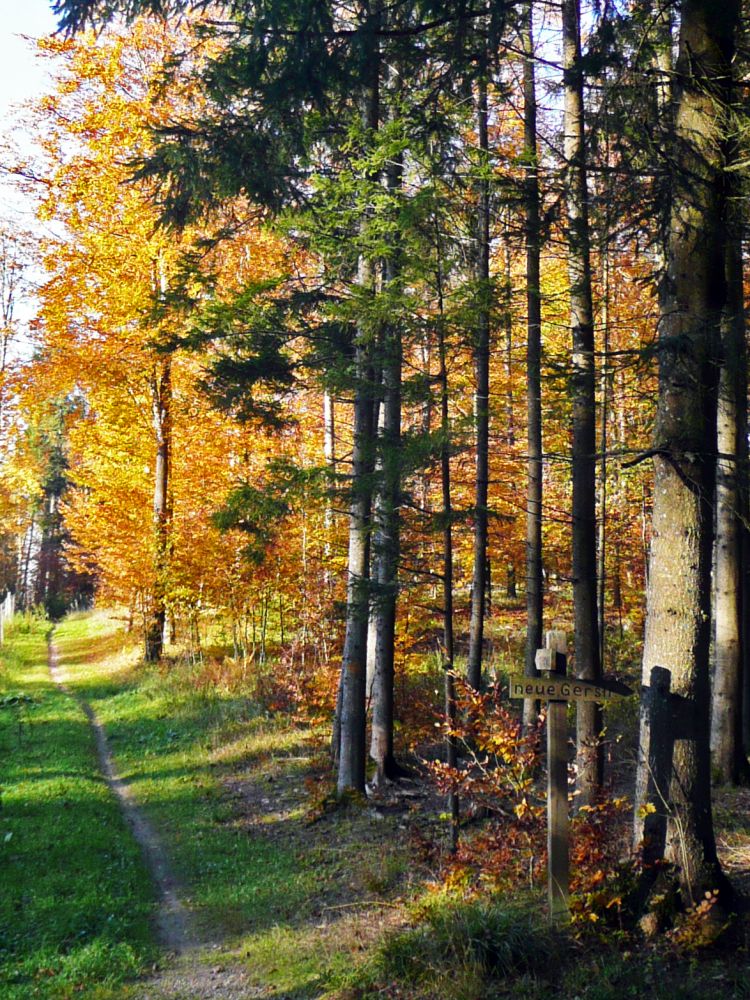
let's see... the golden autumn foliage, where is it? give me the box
[0,14,656,673]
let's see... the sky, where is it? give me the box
[1,0,58,217]
[1,0,57,121]
[0,0,59,343]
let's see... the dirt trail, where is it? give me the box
[48,638,263,999]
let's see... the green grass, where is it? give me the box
[10,609,747,1000]
[52,610,398,997]
[340,888,750,1000]
[344,891,563,1000]
[1,608,417,999]
[0,613,156,999]
[53,612,315,930]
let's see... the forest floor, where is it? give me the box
[1,609,750,999]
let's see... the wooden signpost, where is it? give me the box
[509,630,632,923]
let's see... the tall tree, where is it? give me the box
[467,23,492,693]
[145,354,172,660]
[710,174,750,785]
[436,228,458,850]
[561,0,602,803]
[369,143,405,787]
[521,0,543,726]
[336,0,382,797]
[634,0,738,903]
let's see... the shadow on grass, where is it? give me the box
[42,613,437,999]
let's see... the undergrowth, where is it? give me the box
[337,890,562,999]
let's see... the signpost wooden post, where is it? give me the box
[538,630,569,922]
[509,630,632,923]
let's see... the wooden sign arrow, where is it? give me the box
[508,674,632,703]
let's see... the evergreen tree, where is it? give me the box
[634,0,738,904]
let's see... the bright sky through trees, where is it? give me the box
[0,1,57,119]
[1,0,57,217]
[0,2,58,349]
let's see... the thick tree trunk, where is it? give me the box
[336,287,377,797]
[145,357,171,661]
[634,0,738,903]
[562,0,601,804]
[711,182,750,785]
[369,346,401,784]
[467,66,491,693]
[522,0,544,728]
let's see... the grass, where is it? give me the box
[53,613,315,924]
[341,891,564,1000]
[0,613,156,999]
[5,608,749,1000]
[336,888,750,1000]
[51,610,419,997]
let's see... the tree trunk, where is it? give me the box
[597,249,609,670]
[522,0,544,729]
[710,175,750,785]
[437,242,458,850]
[145,357,171,661]
[467,62,491,693]
[336,303,377,795]
[562,0,601,804]
[323,390,336,590]
[18,514,35,611]
[370,150,404,788]
[503,211,514,447]
[336,4,380,797]
[634,0,738,904]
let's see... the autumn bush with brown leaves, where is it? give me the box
[424,680,643,933]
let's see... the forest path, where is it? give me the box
[47,636,264,1000]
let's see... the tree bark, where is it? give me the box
[467,61,491,693]
[634,0,738,903]
[370,148,404,787]
[710,175,750,785]
[437,242,458,850]
[323,391,336,590]
[145,356,171,661]
[336,2,380,797]
[522,0,544,729]
[562,0,602,804]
